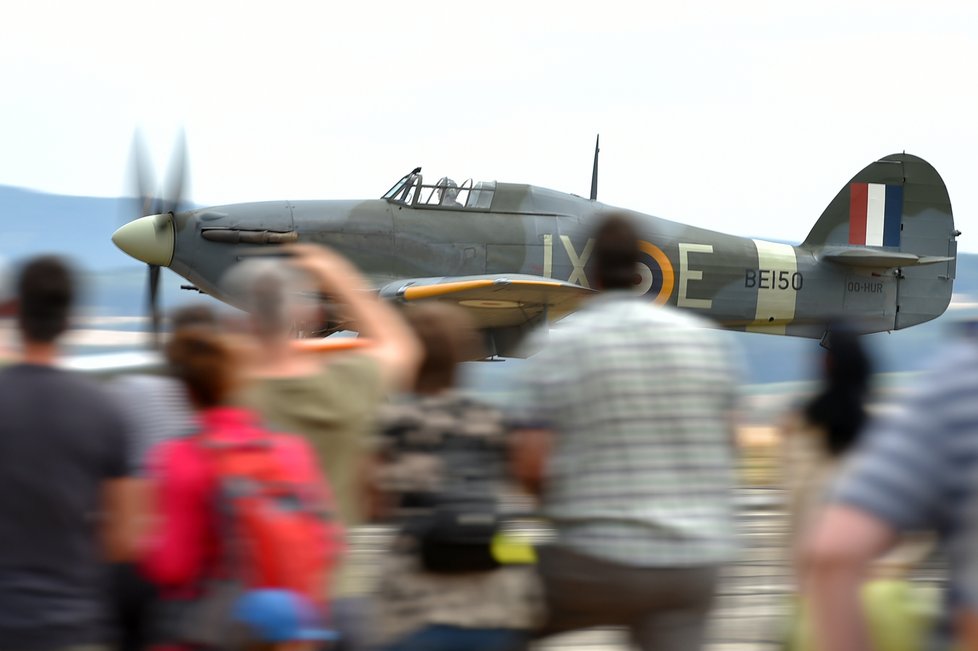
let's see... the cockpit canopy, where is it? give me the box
[382,168,496,210]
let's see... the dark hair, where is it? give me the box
[804,326,873,457]
[165,309,236,408]
[403,303,482,394]
[592,214,640,291]
[17,256,75,343]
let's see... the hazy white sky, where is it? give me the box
[3,0,977,249]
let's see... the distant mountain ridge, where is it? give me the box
[1,184,975,383]
[0,185,131,271]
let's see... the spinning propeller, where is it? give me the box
[115,131,188,347]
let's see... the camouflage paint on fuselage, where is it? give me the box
[131,153,955,342]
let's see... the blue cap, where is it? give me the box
[233,590,338,643]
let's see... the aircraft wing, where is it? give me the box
[378,274,595,329]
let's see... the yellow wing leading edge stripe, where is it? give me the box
[401,279,581,301]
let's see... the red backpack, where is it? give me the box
[199,433,342,604]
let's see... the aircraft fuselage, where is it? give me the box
[115,154,957,343]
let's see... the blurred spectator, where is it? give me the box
[370,303,542,651]
[783,326,873,548]
[0,256,141,649]
[956,473,978,649]
[141,310,342,649]
[802,325,978,651]
[783,327,932,651]
[109,306,216,474]
[511,216,741,651]
[225,244,421,651]
[105,306,217,651]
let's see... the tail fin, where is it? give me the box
[803,153,958,329]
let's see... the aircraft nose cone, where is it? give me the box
[112,215,175,266]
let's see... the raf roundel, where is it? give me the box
[634,241,675,305]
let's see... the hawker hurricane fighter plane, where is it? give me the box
[113,139,958,355]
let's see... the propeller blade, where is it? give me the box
[123,129,188,224]
[147,264,162,348]
[161,129,188,216]
[129,131,157,217]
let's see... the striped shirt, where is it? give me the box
[106,374,197,474]
[516,292,741,567]
[833,339,978,610]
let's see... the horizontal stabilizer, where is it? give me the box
[821,247,953,269]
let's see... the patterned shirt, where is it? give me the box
[515,292,741,567]
[371,392,543,642]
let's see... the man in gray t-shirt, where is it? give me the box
[0,257,138,650]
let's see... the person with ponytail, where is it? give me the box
[141,307,342,649]
[224,245,421,651]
